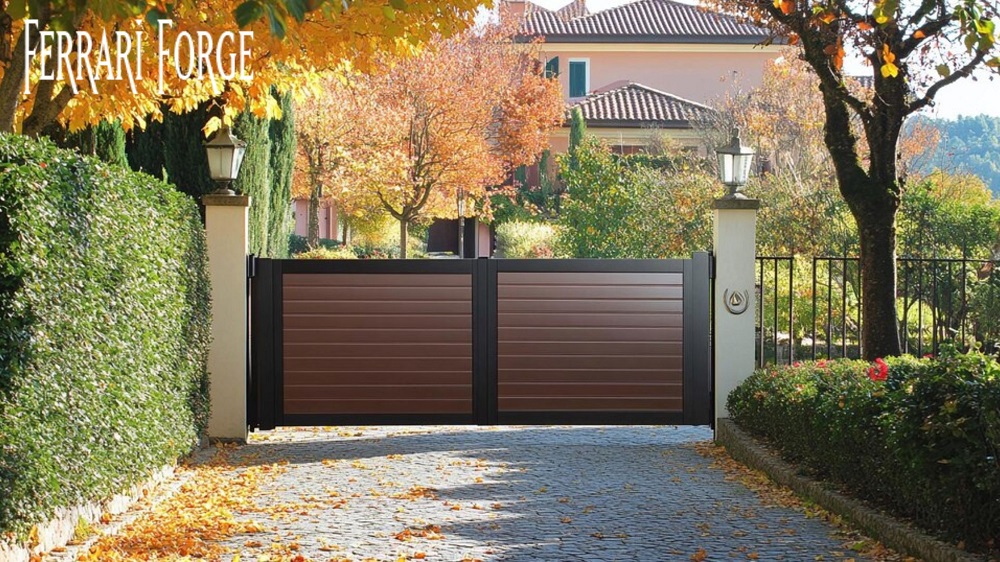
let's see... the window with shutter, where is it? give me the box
[544,57,559,78]
[569,60,588,97]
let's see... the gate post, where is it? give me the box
[713,197,759,428]
[202,194,251,442]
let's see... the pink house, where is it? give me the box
[507,0,783,153]
[292,199,339,241]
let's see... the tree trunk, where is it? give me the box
[399,218,408,259]
[855,201,902,359]
[308,186,320,249]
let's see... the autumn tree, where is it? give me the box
[720,0,1000,359]
[0,1,481,137]
[350,21,564,257]
[292,74,391,248]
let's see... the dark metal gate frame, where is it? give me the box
[249,254,712,430]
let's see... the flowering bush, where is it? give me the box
[728,347,1000,554]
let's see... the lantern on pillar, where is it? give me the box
[205,126,248,195]
[716,128,755,199]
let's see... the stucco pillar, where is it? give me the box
[202,194,251,442]
[713,197,759,427]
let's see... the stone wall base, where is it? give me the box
[0,465,175,562]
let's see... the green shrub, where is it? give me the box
[294,247,357,259]
[0,134,210,537]
[495,220,562,258]
[288,233,341,255]
[728,348,1000,552]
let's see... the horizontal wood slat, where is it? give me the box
[285,371,470,386]
[499,313,682,328]
[498,327,682,342]
[499,369,682,384]
[497,270,684,414]
[284,301,470,315]
[282,272,473,416]
[284,273,470,287]
[498,341,682,356]
[287,343,470,358]
[498,299,681,313]
[499,272,683,285]
[285,385,471,401]
[284,315,470,329]
[498,285,682,300]
[284,286,470,301]
[497,382,680,397]
[286,399,472,415]
[285,357,472,372]
[285,328,471,344]
[498,397,683,412]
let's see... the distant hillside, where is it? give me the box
[911,115,1000,195]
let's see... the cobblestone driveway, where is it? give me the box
[213,425,872,562]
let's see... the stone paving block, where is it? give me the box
[213,426,874,561]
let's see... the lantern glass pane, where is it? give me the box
[717,152,733,184]
[206,146,235,181]
[735,153,754,184]
[231,146,246,180]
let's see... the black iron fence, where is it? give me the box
[755,255,1000,367]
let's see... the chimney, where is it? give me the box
[499,0,527,21]
[555,0,589,20]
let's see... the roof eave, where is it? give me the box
[562,119,697,129]
[530,33,775,44]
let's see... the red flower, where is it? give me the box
[816,359,828,368]
[868,358,888,381]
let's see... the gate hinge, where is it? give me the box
[247,254,257,279]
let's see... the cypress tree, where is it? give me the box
[267,90,296,258]
[125,118,167,179]
[162,104,215,200]
[568,107,587,172]
[233,111,273,257]
[93,120,127,167]
[59,120,127,167]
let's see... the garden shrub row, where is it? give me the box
[0,135,211,537]
[728,348,1000,553]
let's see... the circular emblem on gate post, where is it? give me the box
[723,288,750,315]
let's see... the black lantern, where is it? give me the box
[205,125,247,195]
[716,128,755,198]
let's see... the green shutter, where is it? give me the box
[569,61,587,97]
[545,56,559,78]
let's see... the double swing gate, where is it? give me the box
[249,254,712,430]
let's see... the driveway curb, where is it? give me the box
[715,418,985,562]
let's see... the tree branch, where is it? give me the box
[898,15,952,58]
[906,49,989,114]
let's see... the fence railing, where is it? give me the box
[755,255,1000,367]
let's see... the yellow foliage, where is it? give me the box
[4,0,482,134]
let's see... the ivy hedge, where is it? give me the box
[0,135,211,537]
[728,348,1000,553]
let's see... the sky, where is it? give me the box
[527,0,1000,119]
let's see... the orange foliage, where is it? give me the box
[291,20,564,255]
[2,0,482,136]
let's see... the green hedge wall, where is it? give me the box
[0,135,210,537]
[728,349,1000,553]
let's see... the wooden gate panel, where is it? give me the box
[494,262,687,423]
[280,264,475,423]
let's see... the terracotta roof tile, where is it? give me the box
[522,0,770,44]
[568,82,714,127]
